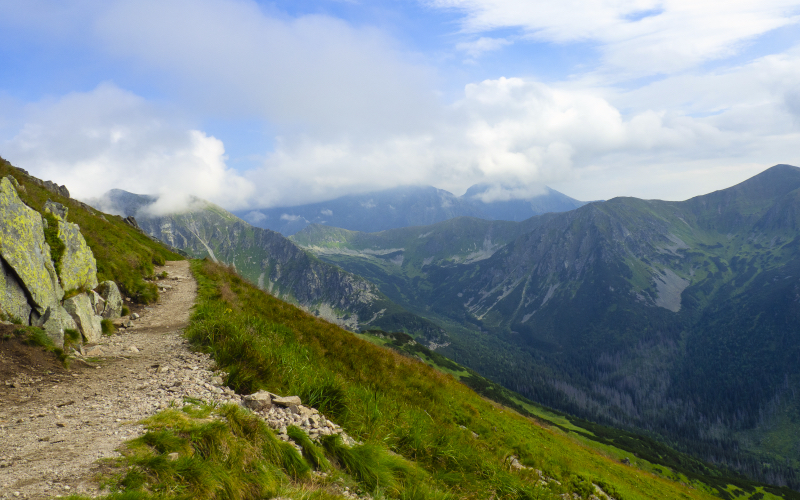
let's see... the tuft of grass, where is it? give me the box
[287,425,331,471]
[114,403,289,499]
[15,326,70,367]
[64,328,81,349]
[320,434,424,496]
[42,212,66,278]
[101,319,116,335]
[121,305,131,316]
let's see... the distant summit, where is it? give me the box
[235,184,587,235]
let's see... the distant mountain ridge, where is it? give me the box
[89,190,450,347]
[235,184,587,235]
[293,164,800,487]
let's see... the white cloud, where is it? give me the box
[456,36,513,58]
[244,211,267,224]
[90,0,437,136]
[428,0,800,76]
[1,83,254,212]
[280,214,304,222]
[320,208,333,216]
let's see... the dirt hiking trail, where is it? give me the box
[0,261,240,499]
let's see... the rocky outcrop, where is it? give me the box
[95,281,123,318]
[57,219,99,291]
[0,177,63,318]
[0,257,32,323]
[32,305,78,348]
[44,200,68,220]
[0,175,119,347]
[63,294,104,343]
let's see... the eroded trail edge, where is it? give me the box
[0,260,238,500]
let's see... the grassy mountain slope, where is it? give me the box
[173,258,792,500]
[294,165,800,487]
[92,190,449,345]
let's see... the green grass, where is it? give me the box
[12,325,70,366]
[101,319,116,335]
[178,258,743,500]
[0,157,183,304]
[42,212,66,278]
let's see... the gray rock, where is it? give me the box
[56,219,98,291]
[95,281,122,318]
[0,177,64,319]
[32,305,78,347]
[63,294,103,343]
[88,290,105,315]
[85,346,104,356]
[243,391,273,411]
[0,257,32,324]
[130,312,140,320]
[272,395,302,407]
[43,200,68,220]
[42,180,69,199]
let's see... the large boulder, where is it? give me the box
[0,177,63,317]
[0,257,32,323]
[57,219,98,291]
[33,305,78,348]
[95,280,123,318]
[63,293,103,343]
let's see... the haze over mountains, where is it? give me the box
[92,164,800,488]
[235,184,587,235]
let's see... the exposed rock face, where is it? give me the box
[57,219,99,291]
[63,294,103,343]
[44,200,69,220]
[0,177,64,316]
[95,280,123,318]
[0,257,32,323]
[33,305,78,347]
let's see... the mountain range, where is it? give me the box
[235,184,587,235]
[291,164,800,485]
[91,164,800,488]
[92,189,449,346]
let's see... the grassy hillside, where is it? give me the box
[0,157,183,303]
[293,165,800,488]
[94,257,791,500]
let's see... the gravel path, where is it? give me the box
[0,260,237,499]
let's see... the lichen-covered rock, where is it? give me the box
[57,220,98,291]
[63,293,103,343]
[89,289,105,315]
[0,256,32,323]
[95,280,123,318]
[0,177,63,315]
[32,305,78,348]
[44,200,69,220]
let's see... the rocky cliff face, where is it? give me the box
[0,173,123,348]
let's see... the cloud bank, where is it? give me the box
[0,0,799,211]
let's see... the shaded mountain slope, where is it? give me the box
[294,164,800,487]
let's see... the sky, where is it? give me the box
[1,0,799,211]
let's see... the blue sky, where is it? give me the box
[1,0,799,212]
